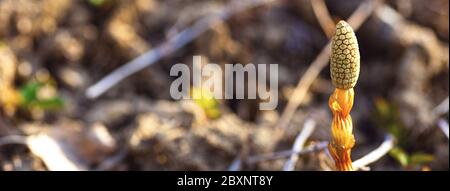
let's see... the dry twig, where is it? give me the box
[283,118,316,171]
[245,141,328,164]
[352,134,395,170]
[86,0,276,99]
[437,119,449,139]
[0,135,27,146]
[230,133,394,170]
[228,141,327,170]
[95,148,129,171]
[228,156,243,171]
[311,0,335,38]
[432,97,449,117]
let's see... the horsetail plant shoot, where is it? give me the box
[328,21,360,171]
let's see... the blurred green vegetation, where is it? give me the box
[191,87,221,120]
[88,0,106,7]
[373,97,434,169]
[19,82,64,111]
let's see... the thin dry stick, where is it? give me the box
[432,97,449,117]
[228,141,327,169]
[432,97,449,139]
[85,0,276,99]
[95,148,128,171]
[228,157,242,171]
[437,119,449,139]
[311,0,335,38]
[277,0,382,131]
[245,141,328,164]
[0,135,27,146]
[283,118,316,171]
[231,133,393,169]
[352,134,394,170]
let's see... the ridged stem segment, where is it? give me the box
[328,88,355,171]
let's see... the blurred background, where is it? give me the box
[0,0,448,171]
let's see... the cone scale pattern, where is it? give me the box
[330,21,360,90]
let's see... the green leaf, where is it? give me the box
[191,87,221,119]
[88,0,106,7]
[373,98,407,145]
[389,147,409,167]
[33,97,64,110]
[18,81,64,111]
[409,153,434,166]
[19,82,44,106]
[374,98,390,117]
